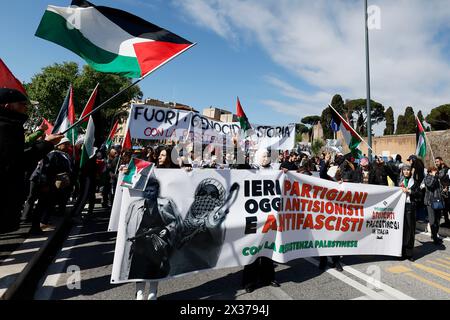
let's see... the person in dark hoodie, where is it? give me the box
[0,88,63,233]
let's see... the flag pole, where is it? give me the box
[61,43,197,136]
[365,0,373,161]
[328,104,375,154]
[71,126,76,159]
[61,78,142,135]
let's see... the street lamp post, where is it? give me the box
[365,0,372,160]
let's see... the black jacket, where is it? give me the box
[32,150,74,187]
[369,163,398,186]
[280,161,298,171]
[0,108,53,231]
[424,174,443,207]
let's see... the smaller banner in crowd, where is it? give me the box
[110,169,405,283]
[128,104,295,150]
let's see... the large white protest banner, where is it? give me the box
[111,169,405,283]
[108,172,124,232]
[128,104,295,150]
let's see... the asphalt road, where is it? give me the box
[33,207,450,301]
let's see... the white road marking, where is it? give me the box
[34,226,84,300]
[304,258,387,300]
[5,247,40,256]
[352,295,370,300]
[61,240,116,251]
[340,263,415,300]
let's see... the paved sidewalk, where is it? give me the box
[416,220,450,238]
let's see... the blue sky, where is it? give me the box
[1,0,450,135]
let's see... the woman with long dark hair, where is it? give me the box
[156,146,179,169]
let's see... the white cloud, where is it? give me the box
[174,0,450,132]
[260,99,320,118]
[172,0,237,42]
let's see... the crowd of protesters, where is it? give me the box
[1,86,449,301]
[107,142,450,299]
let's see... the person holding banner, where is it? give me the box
[407,155,427,222]
[242,149,280,293]
[399,164,421,261]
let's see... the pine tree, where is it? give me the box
[404,107,416,133]
[396,115,406,135]
[384,107,395,135]
[321,94,346,139]
[396,107,416,134]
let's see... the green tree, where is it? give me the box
[301,115,321,126]
[311,139,324,155]
[26,62,142,141]
[301,115,321,142]
[295,123,309,143]
[396,107,416,134]
[404,106,416,133]
[417,110,431,131]
[24,62,79,121]
[417,110,424,123]
[321,94,346,139]
[396,115,406,135]
[425,104,450,130]
[344,99,386,136]
[384,107,395,135]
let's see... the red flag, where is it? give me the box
[108,120,119,140]
[236,97,252,132]
[105,120,119,149]
[0,59,27,95]
[80,83,99,124]
[122,128,132,150]
[40,118,54,135]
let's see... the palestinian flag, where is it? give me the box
[0,59,28,102]
[105,120,119,150]
[35,1,195,78]
[121,158,153,190]
[80,116,96,168]
[40,118,54,135]
[79,83,99,128]
[52,86,76,141]
[329,105,363,158]
[122,127,132,150]
[415,116,427,158]
[236,97,252,135]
